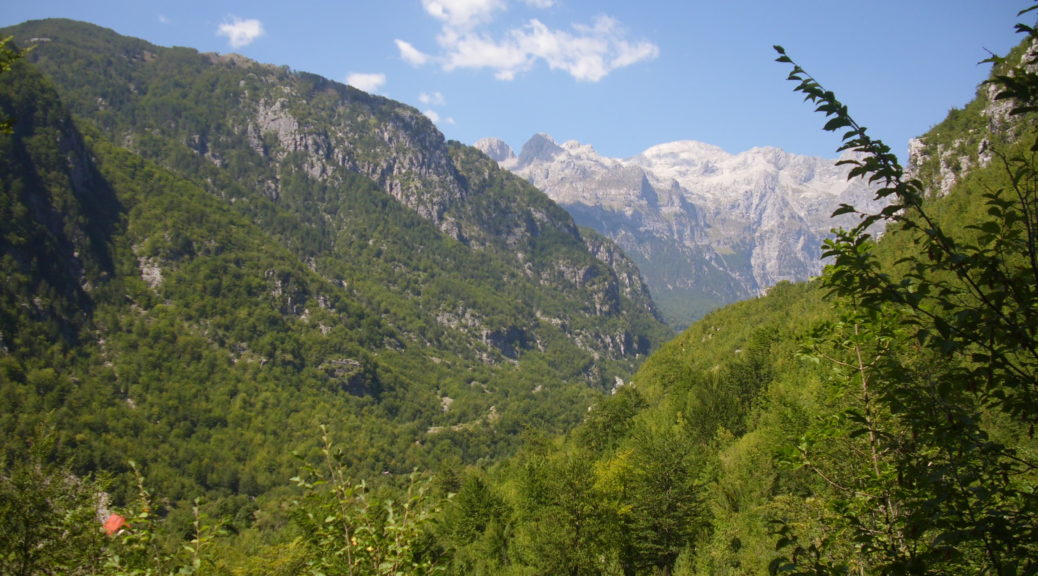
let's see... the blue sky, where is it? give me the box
[0,1,1027,161]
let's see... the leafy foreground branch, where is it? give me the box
[0,425,448,576]
[769,12,1038,576]
[291,426,446,576]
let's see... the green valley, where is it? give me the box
[2,7,1037,576]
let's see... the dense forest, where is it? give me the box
[2,5,1037,576]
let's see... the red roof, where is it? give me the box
[103,513,127,536]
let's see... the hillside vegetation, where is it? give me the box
[508,24,1038,575]
[437,14,1038,576]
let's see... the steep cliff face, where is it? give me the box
[477,134,884,326]
[240,78,465,223]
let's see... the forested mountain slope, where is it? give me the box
[5,10,1037,576]
[0,17,668,539]
[439,18,1038,576]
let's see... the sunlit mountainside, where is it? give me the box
[2,12,1036,576]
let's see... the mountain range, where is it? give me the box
[476,133,886,326]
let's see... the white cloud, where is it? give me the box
[419,91,447,106]
[422,0,505,32]
[438,15,657,82]
[347,72,387,93]
[609,38,660,69]
[423,109,455,125]
[443,32,530,77]
[217,16,265,49]
[395,39,430,67]
[158,14,170,24]
[401,4,658,82]
[525,16,659,82]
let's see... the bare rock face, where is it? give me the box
[473,137,517,167]
[479,134,885,326]
[238,78,465,224]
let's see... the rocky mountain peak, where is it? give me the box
[635,139,731,161]
[517,133,564,168]
[474,137,516,167]
[559,139,601,159]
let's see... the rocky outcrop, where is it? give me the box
[906,40,1038,198]
[226,75,666,367]
[475,137,517,166]
[238,76,465,223]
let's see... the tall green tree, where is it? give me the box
[0,36,25,133]
[619,424,705,575]
[292,427,447,576]
[511,446,623,576]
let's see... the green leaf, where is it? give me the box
[823,117,853,131]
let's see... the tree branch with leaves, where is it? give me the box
[770,4,1038,573]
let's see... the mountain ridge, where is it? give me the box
[476,133,885,326]
[0,18,670,506]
